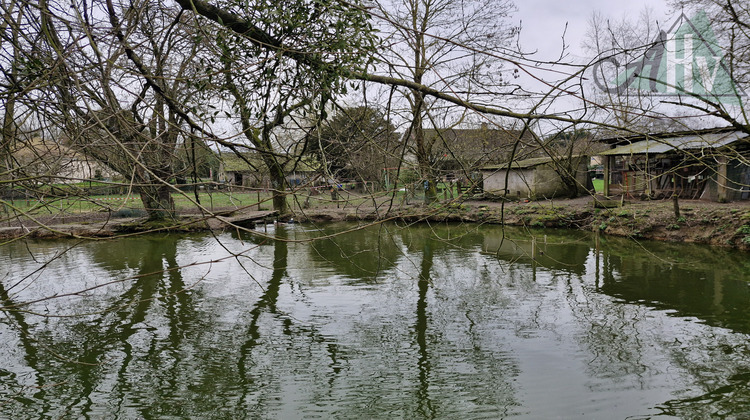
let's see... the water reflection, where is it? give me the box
[416,240,434,419]
[237,226,288,412]
[307,223,401,281]
[1,223,750,417]
[0,275,49,417]
[599,239,750,333]
[482,230,590,275]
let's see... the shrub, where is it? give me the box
[112,208,147,218]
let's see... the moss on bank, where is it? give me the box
[394,199,750,252]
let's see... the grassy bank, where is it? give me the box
[406,197,750,252]
[3,187,750,253]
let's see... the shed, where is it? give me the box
[481,155,592,200]
[218,153,265,187]
[11,138,116,183]
[219,153,321,188]
[422,125,535,172]
[598,128,750,201]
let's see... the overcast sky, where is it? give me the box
[500,0,684,126]
[515,0,675,63]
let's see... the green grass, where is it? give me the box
[592,179,604,193]
[1,181,463,219]
[1,187,390,218]
[1,190,279,216]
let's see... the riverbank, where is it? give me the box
[445,197,750,252]
[273,193,748,251]
[2,195,750,252]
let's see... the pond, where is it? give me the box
[1,222,750,418]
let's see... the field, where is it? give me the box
[0,183,450,220]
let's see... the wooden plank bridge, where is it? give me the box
[214,210,279,228]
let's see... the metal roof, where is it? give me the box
[599,130,748,156]
[220,153,320,172]
[481,155,587,170]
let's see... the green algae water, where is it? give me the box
[1,222,750,419]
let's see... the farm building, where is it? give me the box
[8,137,116,183]
[598,128,750,201]
[418,124,536,173]
[218,153,321,188]
[481,155,592,200]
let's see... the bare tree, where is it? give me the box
[169,0,378,214]
[584,6,750,206]
[584,9,690,133]
[25,0,210,220]
[372,0,520,203]
[1,1,39,197]
[667,0,750,129]
[311,105,400,183]
[586,6,749,132]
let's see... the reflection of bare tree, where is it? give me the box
[398,223,522,416]
[564,265,653,389]
[236,226,288,414]
[589,238,750,417]
[308,223,401,281]
[656,334,750,418]
[415,241,435,419]
[600,238,750,333]
[0,280,51,417]
[74,237,189,417]
[9,223,750,417]
[239,227,286,358]
[0,236,194,417]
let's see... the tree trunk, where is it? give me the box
[411,91,438,205]
[560,173,580,198]
[2,18,19,198]
[1,92,15,188]
[423,175,438,204]
[139,184,176,221]
[265,157,288,214]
